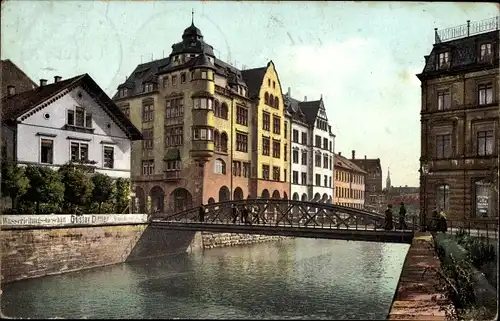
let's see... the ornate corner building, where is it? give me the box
[112,20,290,214]
[417,17,499,222]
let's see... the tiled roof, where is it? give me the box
[2,74,143,140]
[1,59,38,100]
[240,67,267,99]
[335,153,367,174]
[298,100,322,126]
[351,158,382,173]
[419,30,499,77]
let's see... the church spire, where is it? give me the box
[386,167,391,191]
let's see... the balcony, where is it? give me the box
[215,85,232,97]
[164,170,181,181]
[435,16,499,43]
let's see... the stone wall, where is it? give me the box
[199,232,286,249]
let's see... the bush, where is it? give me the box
[24,166,64,213]
[59,163,94,213]
[466,237,496,269]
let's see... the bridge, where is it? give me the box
[152,199,418,244]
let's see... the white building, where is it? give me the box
[1,74,142,178]
[284,90,335,203]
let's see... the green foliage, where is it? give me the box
[59,163,94,213]
[466,237,496,269]
[114,177,131,213]
[91,173,115,213]
[1,161,30,209]
[24,166,64,213]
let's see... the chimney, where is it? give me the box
[338,152,341,156]
[320,94,323,99]
[304,96,307,102]
[7,85,15,96]
[39,79,47,87]
[352,150,355,160]
[364,155,367,159]
[54,76,62,83]
[287,87,291,97]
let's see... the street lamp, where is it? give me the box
[420,162,430,231]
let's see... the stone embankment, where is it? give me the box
[199,232,286,249]
[387,232,451,320]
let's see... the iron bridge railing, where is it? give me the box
[152,199,418,234]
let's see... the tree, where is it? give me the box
[1,161,30,211]
[114,177,131,213]
[59,163,94,214]
[91,173,115,213]
[24,166,64,214]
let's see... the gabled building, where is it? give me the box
[1,59,38,100]
[113,19,290,214]
[416,17,499,222]
[285,90,335,202]
[350,151,385,212]
[1,74,142,177]
[333,152,366,209]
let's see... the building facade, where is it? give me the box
[417,17,499,223]
[350,151,385,212]
[113,20,290,214]
[285,91,335,203]
[333,153,366,208]
[1,74,142,178]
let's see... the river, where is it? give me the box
[1,238,409,319]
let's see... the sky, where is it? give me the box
[1,1,498,187]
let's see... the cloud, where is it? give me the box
[273,38,422,185]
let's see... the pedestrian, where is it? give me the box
[198,205,205,222]
[384,204,394,230]
[231,204,239,224]
[438,208,448,233]
[428,210,439,231]
[242,206,250,224]
[398,202,407,230]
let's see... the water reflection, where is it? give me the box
[2,238,409,320]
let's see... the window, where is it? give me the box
[315,154,321,167]
[236,106,248,126]
[323,155,328,168]
[272,166,280,181]
[262,112,270,131]
[262,137,270,156]
[292,150,299,163]
[40,139,53,164]
[120,105,130,117]
[274,97,279,109]
[292,129,299,143]
[284,144,287,161]
[142,129,154,149]
[103,146,114,169]
[214,159,226,175]
[165,126,183,147]
[301,151,307,165]
[142,103,154,122]
[262,165,270,180]
[324,175,328,187]
[233,161,242,176]
[436,184,449,212]
[301,172,307,185]
[292,171,299,184]
[143,83,154,93]
[119,88,127,98]
[329,157,332,170]
[264,92,269,105]
[479,43,492,62]
[477,130,494,156]
[70,142,89,162]
[190,71,195,80]
[165,98,184,118]
[315,174,321,186]
[323,138,328,150]
[268,79,271,87]
[180,73,186,84]
[201,70,208,79]
[329,141,332,152]
[272,116,281,134]
[192,127,213,141]
[242,162,250,178]
[435,134,451,159]
[315,135,321,147]
[301,132,307,145]
[67,107,92,128]
[214,132,228,153]
[163,76,169,88]
[272,81,276,89]
[164,160,180,171]
[193,97,213,110]
[172,75,177,86]
[272,140,280,158]
[284,122,288,139]
[437,91,451,110]
[437,52,450,69]
[142,160,154,176]
[214,101,229,119]
[236,133,248,152]
[474,179,497,217]
[478,84,493,105]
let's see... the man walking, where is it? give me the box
[398,202,407,230]
[384,204,394,231]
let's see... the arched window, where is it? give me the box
[220,132,228,152]
[474,179,497,217]
[269,94,274,106]
[213,130,220,151]
[274,97,279,109]
[220,103,228,119]
[437,184,450,212]
[214,100,220,117]
[264,92,269,105]
[214,159,226,174]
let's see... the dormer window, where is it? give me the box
[67,106,92,128]
[479,43,492,62]
[174,55,179,62]
[119,88,127,98]
[437,52,450,69]
[143,83,154,93]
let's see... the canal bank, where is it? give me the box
[0,214,287,284]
